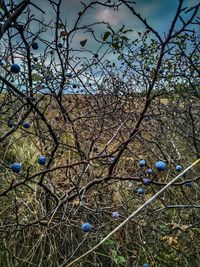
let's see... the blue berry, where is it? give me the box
[58,43,63,48]
[143,178,151,185]
[66,73,72,78]
[32,42,39,50]
[10,64,20,74]
[155,161,166,171]
[0,59,4,66]
[11,163,21,173]
[139,159,146,167]
[144,115,151,121]
[81,222,92,232]
[185,181,192,187]
[38,156,47,165]
[29,96,35,101]
[175,165,183,172]
[146,168,153,174]
[137,188,145,194]
[108,157,115,164]
[159,69,164,74]
[23,122,31,128]
[8,121,14,128]
[112,211,120,218]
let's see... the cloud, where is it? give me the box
[95,8,126,26]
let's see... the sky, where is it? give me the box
[3,0,199,49]
[31,0,199,33]
[31,0,199,85]
[22,0,198,53]
[1,0,199,94]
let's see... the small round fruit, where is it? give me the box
[143,178,151,185]
[29,96,35,101]
[11,163,21,173]
[185,181,192,187]
[139,159,146,167]
[147,168,153,174]
[8,121,14,128]
[136,171,142,177]
[94,53,98,58]
[175,165,183,172]
[137,188,145,194]
[58,43,63,48]
[81,222,92,232]
[112,211,120,218]
[155,161,166,171]
[143,263,150,267]
[140,48,145,53]
[146,66,150,71]
[38,155,47,165]
[32,42,39,50]
[159,69,164,74]
[10,64,20,74]
[108,156,115,164]
[23,122,31,129]
[144,115,151,121]
[72,84,77,88]
[66,73,72,78]
[33,57,38,62]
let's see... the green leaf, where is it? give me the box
[124,29,133,33]
[111,250,126,265]
[32,73,42,82]
[160,224,170,232]
[3,64,9,69]
[174,65,177,72]
[80,39,87,47]
[104,239,115,246]
[112,43,120,50]
[56,23,63,29]
[35,64,42,70]
[194,228,200,234]
[47,69,53,75]
[121,36,128,41]
[117,256,126,264]
[103,31,111,41]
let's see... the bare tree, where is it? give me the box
[0,0,199,266]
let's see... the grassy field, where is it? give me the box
[0,93,199,267]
